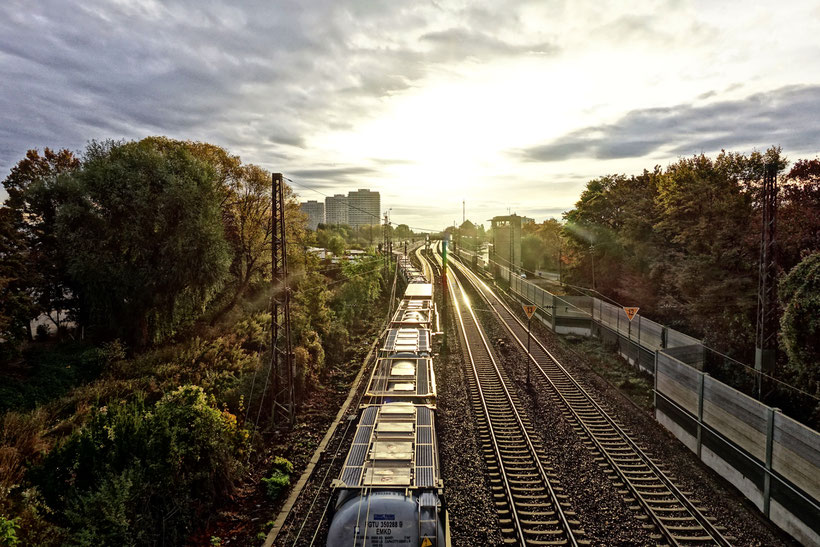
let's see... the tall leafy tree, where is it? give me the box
[780,158,820,271]
[1,148,80,332]
[56,139,230,347]
[0,207,34,351]
[779,252,820,395]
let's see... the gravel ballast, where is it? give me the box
[462,269,796,546]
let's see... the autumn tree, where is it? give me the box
[779,158,820,271]
[563,170,661,300]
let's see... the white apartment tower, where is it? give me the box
[300,200,325,230]
[347,189,380,228]
[324,194,349,225]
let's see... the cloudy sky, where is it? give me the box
[1,0,819,230]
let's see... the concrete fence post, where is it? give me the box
[763,407,779,518]
[697,372,707,459]
[661,326,668,349]
[550,294,557,331]
[653,350,659,409]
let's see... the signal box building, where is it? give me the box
[490,214,523,279]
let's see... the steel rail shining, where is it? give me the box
[451,256,731,547]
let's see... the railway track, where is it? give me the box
[448,255,733,547]
[424,248,584,546]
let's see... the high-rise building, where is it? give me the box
[347,189,380,228]
[325,194,349,225]
[300,200,325,230]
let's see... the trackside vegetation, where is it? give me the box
[0,138,391,544]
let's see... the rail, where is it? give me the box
[426,246,582,546]
[450,255,731,547]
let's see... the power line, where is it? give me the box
[455,250,820,402]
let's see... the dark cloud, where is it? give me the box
[289,166,377,180]
[518,85,820,162]
[0,0,561,182]
[420,28,559,61]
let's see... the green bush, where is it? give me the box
[0,515,20,546]
[0,342,122,413]
[261,457,293,501]
[31,385,246,545]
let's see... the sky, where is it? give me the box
[1,0,819,231]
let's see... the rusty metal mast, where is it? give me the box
[270,173,295,428]
[755,163,778,398]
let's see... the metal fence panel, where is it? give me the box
[773,412,820,502]
[639,317,664,348]
[657,351,699,415]
[668,328,700,348]
[703,375,768,461]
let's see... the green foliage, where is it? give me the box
[0,207,34,354]
[0,515,20,546]
[261,457,293,500]
[0,342,124,413]
[779,252,820,391]
[561,150,793,358]
[327,234,346,256]
[1,148,81,346]
[56,139,230,347]
[333,258,384,327]
[521,234,546,273]
[31,385,245,545]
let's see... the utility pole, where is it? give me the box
[509,219,514,279]
[270,173,295,428]
[523,305,536,386]
[383,212,389,272]
[755,163,779,399]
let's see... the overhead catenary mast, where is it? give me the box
[270,173,295,428]
[755,163,779,399]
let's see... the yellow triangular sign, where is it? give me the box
[623,307,639,321]
[523,305,537,319]
[421,537,433,547]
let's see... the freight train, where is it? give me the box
[327,254,448,547]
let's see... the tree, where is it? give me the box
[56,139,230,347]
[333,258,383,327]
[327,234,345,256]
[521,234,546,273]
[779,252,820,393]
[394,224,412,240]
[1,148,80,333]
[217,164,273,314]
[522,219,563,272]
[653,152,782,351]
[0,207,34,352]
[780,158,820,272]
[142,138,309,316]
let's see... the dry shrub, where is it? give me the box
[0,409,49,511]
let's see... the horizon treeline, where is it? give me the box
[518,147,819,405]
